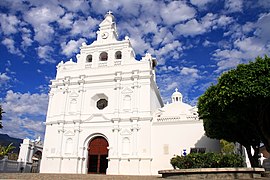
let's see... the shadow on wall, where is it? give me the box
[194,135,221,153]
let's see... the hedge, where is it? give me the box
[171,153,244,169]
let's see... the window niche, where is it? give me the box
[97,99,108,110]
[99,52,108,61]
[115,51,122,59]
[91,93,108,110]
[86,54,92,63]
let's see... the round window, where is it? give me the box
[97,99,108,110]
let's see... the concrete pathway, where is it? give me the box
[0,173,161,180]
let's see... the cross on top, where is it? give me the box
[175,88,178,92]
[107,11,113,15]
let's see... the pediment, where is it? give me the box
[69,91,78,97]
[64,130,75,136]
[99,19,112,27]
[121,87,133,94]
[120,128,132,135]
[84,113,111,123]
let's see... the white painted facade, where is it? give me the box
[40,12,220,175]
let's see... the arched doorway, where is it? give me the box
[31,151,42,173]
[88,136,109,174]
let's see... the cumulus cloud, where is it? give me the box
[58,13,74,29]
[190,0,216,9]
[24,5,65,44]
[0,13,21,35]
[2,38,23,56]
[61,38,86,57]
[36,45,55,64]
[0,73,10,85]
[212,13,270,73]
[175,13,233,37]
[160,1,196,25]
[1,90,48,139]
[70,16,99,38]
[180,67,200,78]
[224,0,243,13]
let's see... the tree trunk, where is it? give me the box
[245,145,260,167]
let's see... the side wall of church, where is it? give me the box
[150,121,221,174]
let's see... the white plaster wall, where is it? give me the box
[151,121,220,174]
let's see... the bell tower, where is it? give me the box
[97,11,118,42]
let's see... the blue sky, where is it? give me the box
[0,0,270,140]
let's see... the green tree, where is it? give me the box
[0,105,3,129]
[198,55,270,167]
[220,139,235,154]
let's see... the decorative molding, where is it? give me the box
[120,128,132,135]
[121,87,133,94]
[64,130,75,136]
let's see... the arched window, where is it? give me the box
[115,51,122,59]
[99,52,108,61]
[86,55,92,63]
[123,95,131,111]
[122,137,130,155]
[65,138,73,154]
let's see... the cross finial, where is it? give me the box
[175,88,178,92]
[107,11,113,15]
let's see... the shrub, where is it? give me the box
[170,153,244,169]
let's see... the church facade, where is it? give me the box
[40,12,220,175]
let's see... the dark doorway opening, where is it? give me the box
[88,136,108,174]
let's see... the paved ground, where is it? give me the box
[0,173,162,180]
[0,172,269,179]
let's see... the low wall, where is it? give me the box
[0,156,32,173]
[158,168,265,179]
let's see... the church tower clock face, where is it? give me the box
[101,32,109,39]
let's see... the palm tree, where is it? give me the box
[0,143,15,158]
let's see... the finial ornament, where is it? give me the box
[175,88,178,92]
[107,10,113,15]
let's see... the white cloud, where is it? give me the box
[1,90,48,139]
[160,1,196,25]
[20,27,33,49]
[0,13,21,35]
[212,13,270,73]
[175,13,234,37]
[180,67,200,78]
[24,5,65,44]
[166,82,178,91]
[175,19,207,37]
[36,45,55,64]
[190,0,215,8]
[0,73,10,85]
[1,38,23,56]
[70,16,99,38]
[61,38,86,57]
[224,0,243,13]
[58,13,74,29]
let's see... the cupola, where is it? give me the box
[171,88,183,103]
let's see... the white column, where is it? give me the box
[114,72,122,117]
[46,91,54,119]
[131,117,140,156]
[132,70,139,115]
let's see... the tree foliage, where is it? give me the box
[0,143,15,158]
[198,55,270,167]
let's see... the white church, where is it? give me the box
[40,12,220,175]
